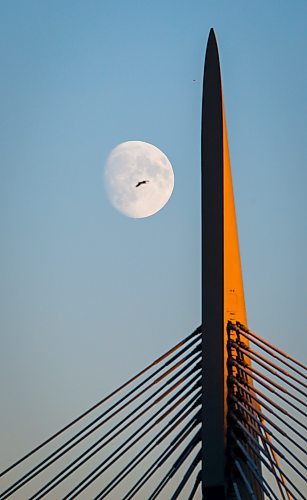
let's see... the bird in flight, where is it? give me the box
[135,180,150,188]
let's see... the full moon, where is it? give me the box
[104,141,174,218]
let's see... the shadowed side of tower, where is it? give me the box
[201,28,224,498]
[201,29,263,498]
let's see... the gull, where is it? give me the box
[135,180,150,188]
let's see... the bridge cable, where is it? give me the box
[230,393,306,470]
[230,433,280,500]
[232,385,306,454]
[236,322,307,372]
[94,401,201,499]
[186,469,201,500]
[232,417,304,499]
[232,325,307,380]
[148,430,201,500]
[169,449,201,500]
[232,429,296,500]
[0,325,201,479]
[64,389,201,499]
[230,411,306,482]
[229,340,307,396]
[231,358,307,419]
[121,423,201,499]
[1,340,201,499]
[29,361,201,500]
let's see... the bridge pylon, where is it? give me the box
[201,28,264,498]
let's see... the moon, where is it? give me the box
[104,141,174,218]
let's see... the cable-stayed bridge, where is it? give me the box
[1,323,306,498]
[1,29,306,499]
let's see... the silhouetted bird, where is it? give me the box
[135,180,149,188]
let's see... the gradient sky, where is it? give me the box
[1,0,306,475]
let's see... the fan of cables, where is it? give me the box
[227,322,307,500]
[0,327,202,499]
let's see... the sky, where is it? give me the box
[0,0,306,484]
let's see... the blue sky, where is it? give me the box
[1,0,306,472]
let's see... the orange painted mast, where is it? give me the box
[223,103,247,329]
[201,29,262,498]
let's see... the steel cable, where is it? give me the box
[1,341,201,496]
[2,354,201,499]
[187,469,201,500]
[231,358,307,418]
[0,326,201,479]
[230,324,307,381]
[122,421,201,500]
[233,418,305,499]
[95,405,201,499]
[169,450,201,500]
[236,322,307,372]
[230,429,295,500]
[232,458,257,499]
[230,411,307,483]
[231,393,307,470]
[230,434,280,500]
[29,362,201,500]
[229,404,289,499]
[230,340,307,396]
[231,366,307,432]
[65,390,202,499]
[148,430,201,500]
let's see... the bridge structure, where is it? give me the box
[0,30,306,499]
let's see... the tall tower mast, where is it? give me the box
[201,29,262,498]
